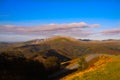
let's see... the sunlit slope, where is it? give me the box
[46,37,120,57]
[62,55,120,80]
[0,36,120,60]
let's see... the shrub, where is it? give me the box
[44,56,60,74]
[78,57,88,71]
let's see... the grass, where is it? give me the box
[61,55,120,80]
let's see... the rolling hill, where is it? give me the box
[0,36,120,62]
[0,36,120,80]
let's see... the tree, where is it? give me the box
[44,56,60,74]
[78,57,88,71]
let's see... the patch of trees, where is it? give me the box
[44,56,60,74]
[0,52,47,80]
[0,51,62,80]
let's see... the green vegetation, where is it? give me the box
[44,56,60,74]
[0,50,61,80]
[78,57,88,71]
[0,52,47,80]
[71,56,120,80]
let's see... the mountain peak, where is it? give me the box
[24,36,79,45]
[46,36,79,42]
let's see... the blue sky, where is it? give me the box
[0,0,120,42]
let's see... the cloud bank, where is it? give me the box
[0,22,119,41]
[0,22,99,37]
[101,28,120,35]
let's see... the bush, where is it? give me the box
[78,57,88,71]
[44,56,60,74]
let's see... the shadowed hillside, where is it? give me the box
[0,52,47,80]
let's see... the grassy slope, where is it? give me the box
[61,55,120,80]
[0,36,120,59]
[48,37,120,57]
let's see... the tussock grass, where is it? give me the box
[61,55,120,80]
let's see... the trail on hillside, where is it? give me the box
[48,54,117,80]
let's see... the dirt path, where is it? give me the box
[48,54,116,80]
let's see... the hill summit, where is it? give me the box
[0,36,120,61]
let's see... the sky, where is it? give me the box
[0,0,120,42]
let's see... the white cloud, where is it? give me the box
[100,28,120,35]
[0,22,103,40]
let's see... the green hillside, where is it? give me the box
[62,55,120,80]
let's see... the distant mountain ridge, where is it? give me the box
[0,36,120,62]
